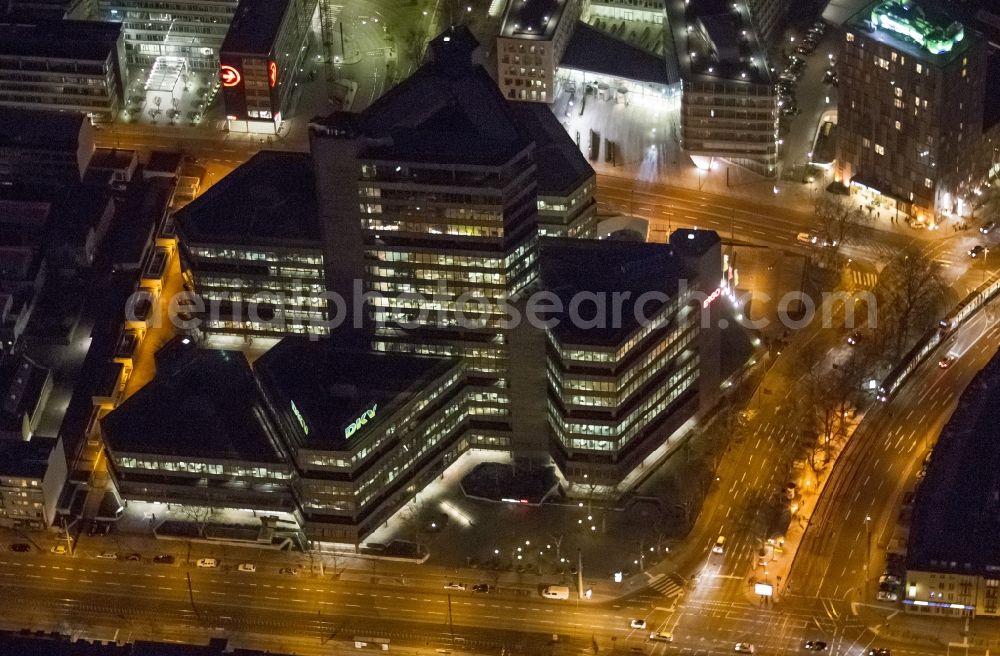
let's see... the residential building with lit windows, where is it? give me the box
[835,0,986,222]
[0,19,127,123]
[256,337,508,543]
[497,0,583,102]
[97,0,238,72]
[219,0,316,133]
[905,348,1000,617]
[175,151,329,340]
[537,230,726,486]
[0,436,67,530]
[668,0,780,176]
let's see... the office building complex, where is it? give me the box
[175,151,329,341]
[98,0,238,72]
[0,108,95,189]
[835,0,986,222]
[497,0,583,102]
[905,348,1000,617]
[219,0,316,132]
[745,0,793,47]
[668,0,780,176]
[0,19,126,122]
[585,0,664,24]
[112,26,752,544]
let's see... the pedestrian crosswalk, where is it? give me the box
[647,572,686,599]
[851,269,878,289]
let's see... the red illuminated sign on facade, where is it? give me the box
[268,61,278,88]
[220,65,242,87]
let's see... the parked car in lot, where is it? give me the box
[629,619,647,630]
[444,582,467,591]
[279,567,298,575]
[650,631,673,642]
[196,558,218,568]
[735,643,756,654]
[804,641,828,651]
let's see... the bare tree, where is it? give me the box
[178,505,216,537]
[813,195,874,263]
[873,246,948,359]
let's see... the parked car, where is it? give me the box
[123,553,141,562]
[279,567,298,575]
[629,619,647,630]
[97,552,118,560]
[196,558,218,568]
[153,555,175,565]
[9,544,31,553]
[650,631,674,642]
[238,562,256,573]
[735,643,756,654]
[472,584,492,593]
[804,641,828,651]
[50,545,68,555]
[444,582,467,591]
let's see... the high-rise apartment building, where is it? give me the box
[497,0,583,102]
[668,0,780,176]
[836,0,986,222]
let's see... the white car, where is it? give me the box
[97,552,118,560]
[650,631,673,642]
[237,562,256,572]
[629,619,647,630]
[196,558,218,568]
[736,643,756,654]
[444,582,467,591]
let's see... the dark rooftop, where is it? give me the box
[500,0,566,39]
[175,151,320,245]
[908,347,1000,574]
[539,237,692,346]
[0,436,56,479]
[561,21,675,86]
[101,346,284,463]
[508,102,594,197]
[0,107,85,150]
[985,54,1000,130]
[0,19,122,62]
[312,26,532,167]
[220,0,289,56]
[145,151,183,175]
[0,631,297,655]
[255,336,459,450]
[0,354,49,436]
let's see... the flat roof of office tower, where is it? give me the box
[500,0,571,40]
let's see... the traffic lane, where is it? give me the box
[0,556,649,638]
[790,305,1000,599]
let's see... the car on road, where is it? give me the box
[804,641,827,651]
[472,584,492,593]
[735,643,756,653]
[847,330,864,346]
[713,535,726,554]
[980,220,996,234]
[9,544,31,553]
[868,649,891,656]
[97,552,118,560]
[969,245,986,258]
[938,355,955,369]
[50,545,68,555]
[196,558,218,568]
[238,562,256,573]
[123,553,141,562]
[629,619,647,630]
[650,631,673,642]
[153,555,175,565]
[279,567,298,575]
[444,582,467,591]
